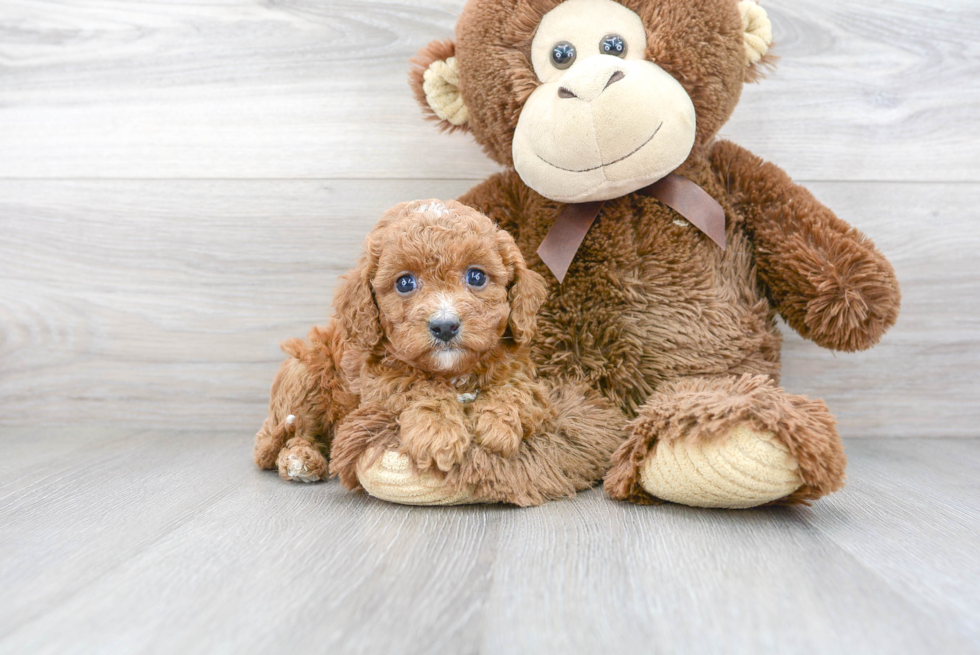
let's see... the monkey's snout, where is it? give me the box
[604,70,625,89]
[558,69,626,101]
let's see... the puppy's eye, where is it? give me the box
[551,42,576,69]
[394,274,417,295]
[600,34,627,58]
[465,268,488,288]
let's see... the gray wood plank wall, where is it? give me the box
[1,0,978,437]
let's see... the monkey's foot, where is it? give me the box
[356,450,480,506]
[638,424,803,508]
[604,375,846,507]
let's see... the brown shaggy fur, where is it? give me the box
[255,200,623,505]
[408,0,901,506]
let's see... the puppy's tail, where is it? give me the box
[254,413,298,470]
[280,337,307,360]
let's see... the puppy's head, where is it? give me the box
[335,200,547,376]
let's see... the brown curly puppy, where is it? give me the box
[254,200,624,504]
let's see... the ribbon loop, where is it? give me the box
[536,174,726,283]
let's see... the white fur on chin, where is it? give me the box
[432,349,463,371]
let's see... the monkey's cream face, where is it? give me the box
[512,0,697,203]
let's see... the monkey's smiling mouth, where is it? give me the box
[535,122,663,173]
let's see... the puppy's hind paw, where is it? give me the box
[284,455,320,483]
[276,438,328,483]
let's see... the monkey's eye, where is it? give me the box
[551,42,576,69]
[465,268,488,288]
[600,34,627,58]
[395,274,417,295]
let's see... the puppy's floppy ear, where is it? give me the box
[333,227,385,358]
[496,229,548,346]
[410,39,471,132]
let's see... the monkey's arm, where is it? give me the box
[711,140,901,352]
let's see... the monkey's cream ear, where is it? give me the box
[738,1,775,81]
[410,39,471,132]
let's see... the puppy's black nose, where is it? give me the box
[429,317,460,342]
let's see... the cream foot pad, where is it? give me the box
[639,424,803,508]
[356,450,480,506]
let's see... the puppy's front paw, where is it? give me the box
[400,409,469,473]
[276,437,328,483]
[475,407,523,458]
[409,425,469,473]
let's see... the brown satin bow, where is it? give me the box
[536,173,726,283]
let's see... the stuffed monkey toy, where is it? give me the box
[385,0,900,508]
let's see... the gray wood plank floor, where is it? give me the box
[0,430,977,654]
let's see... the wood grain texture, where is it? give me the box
[0,0,978,181]
[2,179,977,436]
[0,431,977,654]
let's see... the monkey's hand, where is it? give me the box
[712,140,900,352]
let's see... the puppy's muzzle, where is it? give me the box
[428,316,460,343]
